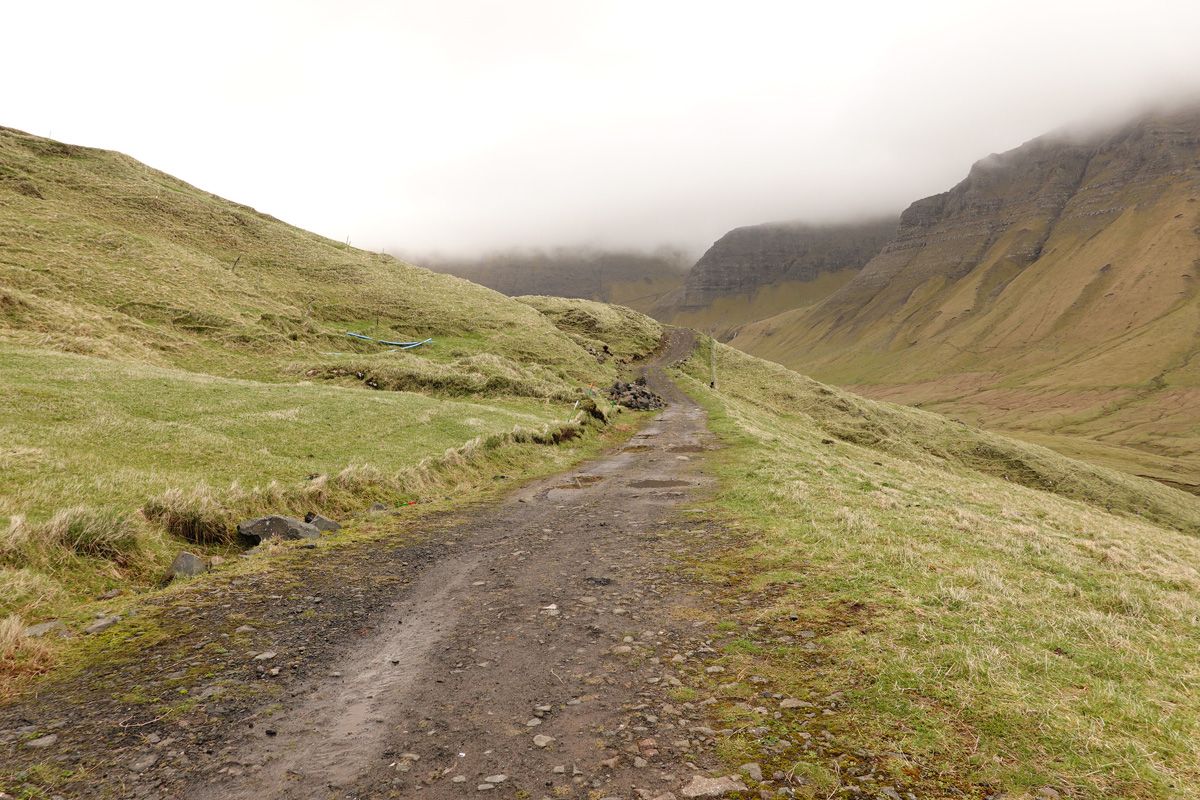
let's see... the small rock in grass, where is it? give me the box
[84,616,121,635]
[23,621,69,639]
[779,698,811,709]
[739,763,763,782]
[304,512,342,532]
[25,734,58,748]
[129,753,159,772]
[161,551,206,585]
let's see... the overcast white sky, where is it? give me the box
[7,0,1200,259]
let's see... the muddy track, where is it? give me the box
[1,329,776,800]
[184,328,721,799]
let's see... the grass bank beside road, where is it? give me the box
[0,339,624,659]
[672,340,1200,798]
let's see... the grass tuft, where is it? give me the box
[0,615,54,695]
[42,507,145,562]
[141,488,232,545]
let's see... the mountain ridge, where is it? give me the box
[651,217,897,337]
[733,106,1200,487]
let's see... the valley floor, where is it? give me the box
[0,334,988,800]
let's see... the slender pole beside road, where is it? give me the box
[710,327,717,390]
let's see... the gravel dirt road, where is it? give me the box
[195,328,732,800]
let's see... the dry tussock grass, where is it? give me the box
[1,509,156,569]
[141,418,593,546]
[0,566,62,618]
[300,351,580,401]
[0,615,54,695]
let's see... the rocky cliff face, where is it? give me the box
[735,105,1200,488]
[767,107,1200,363]
[664,219,897,314]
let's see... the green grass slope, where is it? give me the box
[0,126,664,662]
[0,126,615,382]
[680,339,1200,797]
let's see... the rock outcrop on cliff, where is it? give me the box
[735,105,1200,489]
[651,218,896,334]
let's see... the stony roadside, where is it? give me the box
[1,332,984,800]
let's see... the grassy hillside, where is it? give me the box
[733,108,1200,489]
[679,340,1200,798]
[0,126,615,382]
[0,127,664,671]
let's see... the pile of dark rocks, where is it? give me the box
[607,377,666,411]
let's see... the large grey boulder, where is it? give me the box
[237,515,320,545]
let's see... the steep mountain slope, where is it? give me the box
[737,107,1200,487]
[415,247,689,315]
[652,218,896,336]
[0,126,612,381]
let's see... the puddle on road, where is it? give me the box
[627,479,691,489]
[553,475,604,490]
[623,445,653,452]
